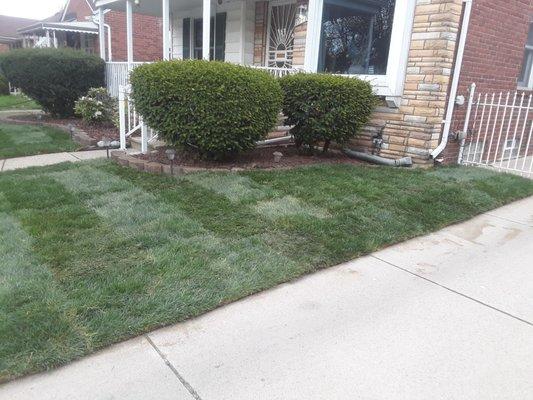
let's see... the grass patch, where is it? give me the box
[0,161,532,381]
[0,95,40,111]
[0,123,78,159]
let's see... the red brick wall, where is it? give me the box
[441,0,532,163]
[0,43,10,53]
[106,10,163,62]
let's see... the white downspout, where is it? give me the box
[430,0,473,160]
[105,24,113,61]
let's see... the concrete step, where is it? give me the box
[130,136,166,152]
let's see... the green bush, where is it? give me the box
[0,73,9,96]
[130,60,283,159]
[0,48,105,117]
[75,87,116,124]
[280,73,376,152]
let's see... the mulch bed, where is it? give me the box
[135,145,362,170]
[8,114,119,142]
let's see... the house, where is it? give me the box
[94,0,533,168]
[0,15,38,53]
[13,0,162,62]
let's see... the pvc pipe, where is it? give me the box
[343,148,413,167]
[430,0,473,159]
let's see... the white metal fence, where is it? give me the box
[459,83,533,178]
[106,62,149,98]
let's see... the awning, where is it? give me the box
[18,21,99,35]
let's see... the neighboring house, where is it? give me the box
[96,0,533,167]
[443,0,533,164]
[0,15,38,53]
[13,0,162,61]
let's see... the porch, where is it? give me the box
[17,21,104,55]
[96,0,413,98]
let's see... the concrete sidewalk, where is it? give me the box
[1,197,532,400]
[1,150,113,172]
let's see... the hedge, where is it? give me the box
[130,60,283,159]
[0,48,105,117]
[279,73,376,152]
[0,73,8,96]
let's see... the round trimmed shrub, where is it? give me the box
[0,73,9,96]
[130,60,283,159]
[280,73,376,152]
[0,48,105,117]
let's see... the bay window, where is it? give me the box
[305,0,415,97]
[318,0,395,75]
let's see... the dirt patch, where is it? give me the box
[7,114,119,142]
[134,145,361,170]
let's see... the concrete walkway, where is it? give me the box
[1,197,532,400]
[0,150,111,172]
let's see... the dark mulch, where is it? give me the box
[9,114,119,142]
[136,145,362,170]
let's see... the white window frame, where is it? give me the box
[304,0,416,97]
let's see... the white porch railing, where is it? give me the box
[250,66,301,78]
[118,84,158,154]
[459,83,533,179]
[8,82,21,95]
[106,62,149,98]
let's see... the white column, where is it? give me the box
[126,0,134,67]
[240,0,246,65]
[98,7,106,60]
[162,0,171,60]
[303,0,322,72]
[45,30,51,47]
[202,0,211,60]
[53,31,58,48]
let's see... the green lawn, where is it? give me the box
[0,123,79,159]
[0,95,40,111]
[1,160,532,382]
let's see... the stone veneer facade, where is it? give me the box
[254,0,464,164]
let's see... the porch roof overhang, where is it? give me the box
[18,21,99,35]
[95,0,162,16]
[0,35,20,44]
[95,0,212,16]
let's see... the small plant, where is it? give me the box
[280,73,376,153]
[0,48,105,117]
[130,60,283,159]
[75,88,116,124]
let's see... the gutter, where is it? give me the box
[430,0,473,160]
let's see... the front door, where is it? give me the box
[183,13,226,61]
[267,2,297,68]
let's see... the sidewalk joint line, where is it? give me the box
[0,159,5,172]
[145,334,204,400]
[371,255,533,327]
[485,212,531,228]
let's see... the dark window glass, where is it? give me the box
[518,23,533,88]
[318,0,396,75]
[192,13,226,61]
[183,18,191,59]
